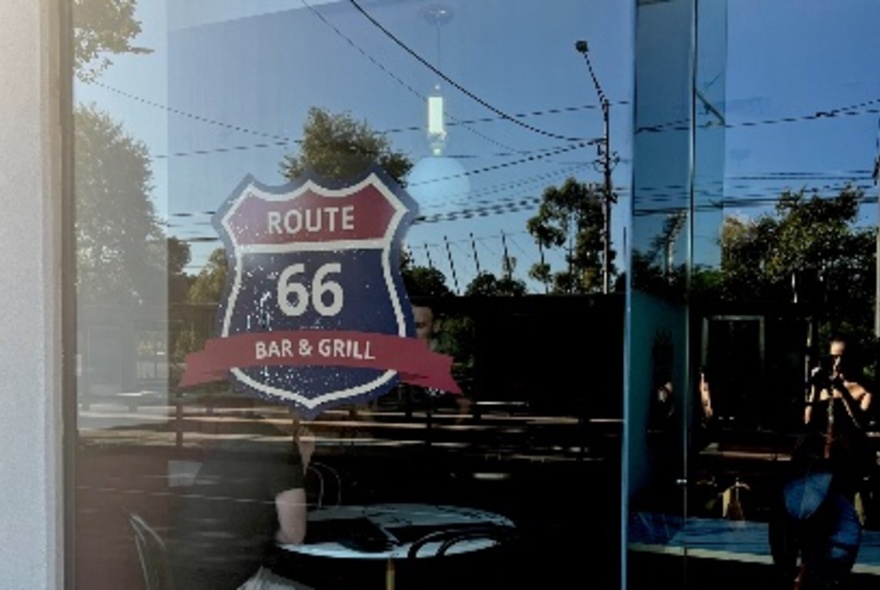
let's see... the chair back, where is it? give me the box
[306,461,342,508]
[406,526,514,559]
[128,512,174,590]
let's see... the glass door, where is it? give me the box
[629,1,880,588]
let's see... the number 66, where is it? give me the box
[277,262,343,317]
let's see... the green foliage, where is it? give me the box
[166,236,193,304]
[187,248,228,304]
[435,315,476,370]
[171,249,227,363]
[465,272,527,297]
[281,107,413,186]
[73,0,151,83]
[629,249,688,300]
[75,104,183,305]
[526,177,612,293]
[720,186,871,304]
[401,265,452,299]
[719,186,877,358]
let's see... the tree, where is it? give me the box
[401,266,452,299]
[167,236,193,304]
[526,177,612,294]
[628,249,688,300]
[721,187,872,299]
[172,248,228,362]
[73,0,151,83]
[627,211,691,297]
[465,272,527,297]
[75,104,177,306]
[281,107,413,186]
[187,248,228,304]
[720,186,876,352]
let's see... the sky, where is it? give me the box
[74,0,880,291]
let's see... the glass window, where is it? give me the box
[627,1,880,589]
[70,2,633,589]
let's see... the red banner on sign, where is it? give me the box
[180,330,461,394]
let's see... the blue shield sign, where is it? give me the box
[181,166,459,417]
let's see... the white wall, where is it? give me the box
[0,0,64,587]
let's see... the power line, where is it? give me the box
[379,100,632,136]
[163,170,873,222]
[634,182,878,216]
[299,0,524,154]
[86,81,295,143]
[89,76,880,171]
[347,0,594,144]
[89,77,605,163]
[637,95,880,134]
[507,233,539,266]
[419,162,589,212]
[147,138,590,162]
[634,178,876,205]
[166,178,873,232]
[153,140,290,160]
[408,142,588,189]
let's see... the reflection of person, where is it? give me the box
[699,368,713,423]
[771,337,873,590]
[804,338,872,437]
[413,302,439,344]
[407,299,471,416]
[168,414,315,590]
[802,337,872,519]
[654,379,674,423]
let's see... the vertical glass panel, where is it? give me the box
[629,1,880,589]
[71,2,634,589]
[627,0,697,587]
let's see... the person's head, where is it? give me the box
[828,336,846,370]
[402,272,443,343]
[828,336,862,379]
[412,303,440,343]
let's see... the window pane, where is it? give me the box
[72,2,633,589]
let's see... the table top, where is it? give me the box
[280,503,515,560]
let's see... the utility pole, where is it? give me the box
[576,40,616,294]
[874,117,880,339]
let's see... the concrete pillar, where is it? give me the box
[0,0,64,587]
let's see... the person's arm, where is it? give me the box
[275,426,315,545]
[862,391,872,413]
[275,488,308,545]
[805,367,821,424]
[700,373,712,420]
[832,377,872,428]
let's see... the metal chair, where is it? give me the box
[307,461,342,508]
[406,526,515,559]
[402,526,517,590]
[128,512,174,590]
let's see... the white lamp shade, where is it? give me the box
[406,156,471,215]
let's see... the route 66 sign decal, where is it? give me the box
[181,166,460,418]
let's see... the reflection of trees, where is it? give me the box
[73,0,151,83]
[281,107,412,185]
[634,186,877,357]
[720,186,876,353]
[76,105,189,306]
[527,177,613,294]
[172,249,227,364]
[465,272,527,297]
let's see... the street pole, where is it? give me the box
[601,97,612,294]
[874,117,880,339]
[576,40,615,294]
[874,120,879,393]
